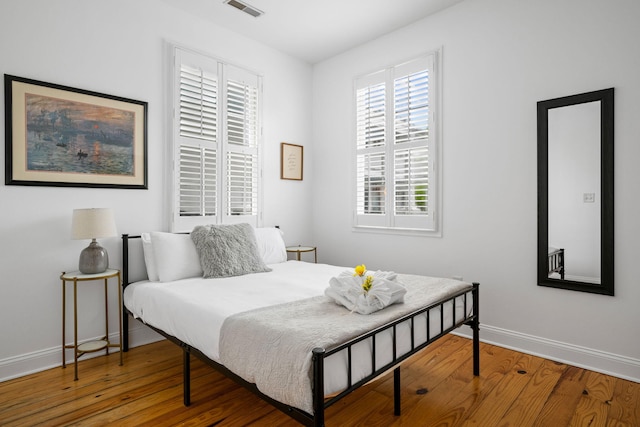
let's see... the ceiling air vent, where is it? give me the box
[224,0,264,18]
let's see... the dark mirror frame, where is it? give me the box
[537,88,614,295]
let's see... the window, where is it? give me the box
[354,53,440,234]
[171,47,262,231]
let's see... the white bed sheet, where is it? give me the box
[124,261,474,401]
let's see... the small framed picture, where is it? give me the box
[280,142,303,181]
[4,74,148,189]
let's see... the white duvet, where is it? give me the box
[124,261,351,362]
[124,260,473,410]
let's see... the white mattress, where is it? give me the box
[124,261,473,400]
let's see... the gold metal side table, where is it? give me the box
[61,269,123,380]
[286,245,317,263]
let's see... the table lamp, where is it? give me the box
[71,208,117,274]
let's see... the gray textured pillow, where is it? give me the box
[191,223,272,278]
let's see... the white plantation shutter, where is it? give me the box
[226,151,258,216]
[356,151,386,215]
[356,72,387,220]
[354,53,439,232]
[176,53,219,225]
[226,79,259,147]
[172,47,262,231]
[179,145,216,216]
[394,147,428,215]
[179,64,218,142]
[394,70,429,145]
[393,65,430,222]
[222,66,260,222]
[356,79,386,150]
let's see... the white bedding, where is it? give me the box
[124,260,474,408]
[125,261,352,360]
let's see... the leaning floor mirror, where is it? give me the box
[537,88,614,295]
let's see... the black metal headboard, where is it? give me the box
[121,234,142,290]
[121,233,142,351]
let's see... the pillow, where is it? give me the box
[191,223,272,278]
[150,232,203,282]
[141,233,159,282]
[253,227,287,264]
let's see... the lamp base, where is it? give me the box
[79,239,109,274]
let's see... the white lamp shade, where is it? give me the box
[71,208,117,240]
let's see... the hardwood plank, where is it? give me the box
[496,359,567,427]
[336,340,524,426]
[532,364,589,427]
[326,388,395,426]
[416,343,529,427]
[34,363,189,425]
[585,370,617,402]
[390,344,489,425]
[1,335,638,427]
[401,344,532,427]
[608,377,640,426]
[95,383,265,426]
[328,334,474,425]
[568,371,615,427]
[459,353,545,426]
[1,341,183,425]
[127,376,236,426]
[373,333,473,398]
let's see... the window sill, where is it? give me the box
[352,225,442,238]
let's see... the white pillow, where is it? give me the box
[140,233,159,282]
[150,232,203,282]
[253,227,287,264]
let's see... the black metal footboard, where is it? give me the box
[310,283,479,426]
[121,234,480,427]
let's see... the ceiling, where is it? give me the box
[160,0,465,64]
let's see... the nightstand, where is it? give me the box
[61,269,123,380]
[286,245,317,263]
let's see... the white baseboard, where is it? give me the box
[0,324,164,383]
[453,324,640,383]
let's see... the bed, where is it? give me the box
[121,226,480,426]
[548,247,565,279]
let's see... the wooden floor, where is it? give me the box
[1,334,638,426]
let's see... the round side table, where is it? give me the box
[61,269,123,380]
[286,245,317,263]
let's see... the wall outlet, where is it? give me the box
[583,193,595,203]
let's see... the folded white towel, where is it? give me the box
[325,271,406,315]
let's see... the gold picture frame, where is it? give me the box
[280,142,303,181]
[4,74,148,189]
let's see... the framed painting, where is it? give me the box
[280,142,303,181]
[4,75,148,189]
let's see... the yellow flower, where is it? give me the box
[362,275,374,294]
[354,264,366,277]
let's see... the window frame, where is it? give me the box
[352,50,442,236]
[169,45,264,232]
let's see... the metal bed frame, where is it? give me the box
[548,248,565,280]
[121,233,480,426]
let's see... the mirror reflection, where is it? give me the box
[547,101,601,284]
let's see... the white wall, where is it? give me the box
[0,0,313,379]
[311,0,640,381]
